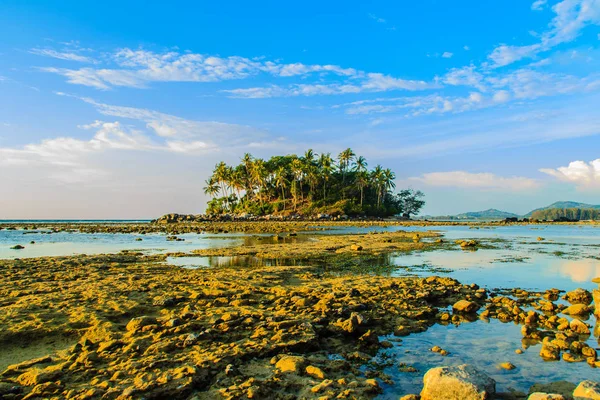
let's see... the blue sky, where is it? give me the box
[1,0,600,218]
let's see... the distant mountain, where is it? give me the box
[455,208,520,220]
[524,201,600,217]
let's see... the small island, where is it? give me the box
[203,148,425,218]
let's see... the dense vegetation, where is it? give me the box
[203,149,425,217]
[531,207,600,221]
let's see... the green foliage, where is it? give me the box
[202,148,426,218]
[531,207,600,221]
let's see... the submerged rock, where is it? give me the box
[420,364,495,400]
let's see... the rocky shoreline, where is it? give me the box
[1,229,599,399]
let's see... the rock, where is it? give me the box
[564,288,592,305]
[16,369,61,386]
[527,394,566,400]
[306,365,325,379]
[570,319,590,335]
[593,289,600,316]
[350,244,363,251]
[453,300,480,314]
[10,245,24,250]
[540,341,561,360]
[563,304,592,316]
[498,362,516,370]
[125,316,157,333]
[529,381,576,398]
[420,364,495,400]
[275,355,306,374]
[400,395,421,400]
[573,380,600,399]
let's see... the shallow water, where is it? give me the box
[3,223,600,394]
[0,228,313,259]
[377,318,599,398]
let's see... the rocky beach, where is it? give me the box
[1,222,600,399]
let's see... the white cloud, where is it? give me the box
[57,93,265,145]
[411,171,541,191]
[30,48,96,63]
[463,45,470,51]
[489,0,600,67]
[442,66,487,91]
[41,48,363,90]
[40,47,434,97]
[368,13,387,24]
[540,159,600,187]
[532,0,548,11]
[225,73,435,98]
[442,52,454,58]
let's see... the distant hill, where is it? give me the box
[524,201,600,217]
[455,208,520,220]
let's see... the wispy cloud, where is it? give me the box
[368,13,386,24]
[488,0,600,67]
[442,52,454,59]
[40,47,433,96]
[30,48,97,63]
[411,171,541,191]
[531,0,548,11]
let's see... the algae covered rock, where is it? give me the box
[564,288,592,305]
[275,355,306,374]
[453,300,480,314]
[420,364,495,400]
[125,316,157,333]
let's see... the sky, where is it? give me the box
[1,0,600,219]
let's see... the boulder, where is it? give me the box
[564,288,592,305]
[570,319,590,335]
[420,364,495,400]
[528,394,566,400]
[573,380,600,399]
[540,340,560,361]
[275,355,306,374]
[453,300,480,314]
[593,289,600,316]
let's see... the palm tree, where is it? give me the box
[303,149,315,166]
[242,153,254,197]
[291,158,304,203]
[354,156,368,173]
[318,153,333,200]
[355,172,369,207]
[275,166,288,210]
[203,179,220,199]
[371,165,384,207]
[383,168,396,192]
[338,148,356,183]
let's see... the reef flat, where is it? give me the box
[0,228,599,399]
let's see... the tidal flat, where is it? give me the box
[1,223,600,399]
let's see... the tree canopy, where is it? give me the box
[531,207,600,221]
[203,149,425,218]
